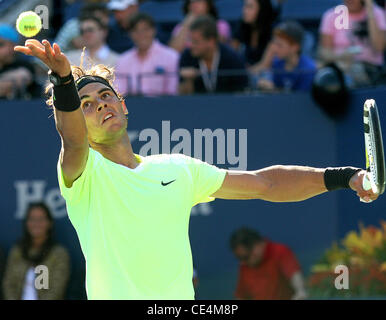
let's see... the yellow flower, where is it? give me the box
[380,262,386,272]
[343,231,369,253]
[349,256,365,267]
[380,220,386,238]
[325,242,348,265]
[359,224,383,248]
[311,264,330,273]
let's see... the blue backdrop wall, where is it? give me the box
[0,87,385,299]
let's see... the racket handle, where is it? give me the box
[362,173,372,191]
[362,172,379,194]
[361,172,376,203]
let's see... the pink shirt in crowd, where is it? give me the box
[114,40,179,96]
[320,5,386,66]
[172,19,231,48]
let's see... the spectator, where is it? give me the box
[231,0,275,66]
[107,0,168,53]
[230,227,307,300]
[0,25,39,99]
[319,0,386,86]
[54,2,110,53]
[169,0,232,53]
[2,203,70,300]
[179,16,248,94]
[66,15,119,69]
[106,0,138,53]
[254,21,317,92]
[114,13,179,96]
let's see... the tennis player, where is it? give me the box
[14,39,379,300]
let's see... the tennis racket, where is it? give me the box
[361,99,385,200]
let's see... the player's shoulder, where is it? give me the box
[143,153,194,165]
[86,148,110,170]
[88,147,102,162]
[142,154,198,180]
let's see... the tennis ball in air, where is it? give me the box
[16,11,42,37]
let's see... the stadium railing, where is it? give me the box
[114,68,318,96]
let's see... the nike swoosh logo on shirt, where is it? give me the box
[161,179,176,186]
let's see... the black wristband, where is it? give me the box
[324,167,362,191]
[52,77,81,112]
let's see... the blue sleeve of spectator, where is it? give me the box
[294,57,316,91]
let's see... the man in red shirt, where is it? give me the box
[230,227,307,300]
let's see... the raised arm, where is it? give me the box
[14,39,88,188]
[211,165,379,203]
[169,14,196,53]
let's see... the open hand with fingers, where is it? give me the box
[14,39,71,77]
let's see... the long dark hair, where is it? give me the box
[183,0,219,20]
[17,202,56,266]
[240,0,274,47]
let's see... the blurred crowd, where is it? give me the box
[0,0,385,100]
[0,201,304,300]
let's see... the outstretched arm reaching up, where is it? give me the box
[14,39,88,188]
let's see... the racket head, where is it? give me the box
[363,99,385,194]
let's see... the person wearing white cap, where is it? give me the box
[106,0,168,53]
[108,0,139,29]
[108,0,139,10]
[106,0,139,53]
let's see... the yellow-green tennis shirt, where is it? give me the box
[57,148,226,300]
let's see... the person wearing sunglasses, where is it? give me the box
[66,15,119,70]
